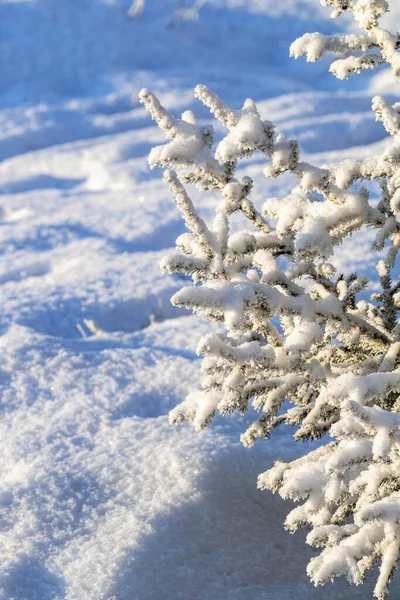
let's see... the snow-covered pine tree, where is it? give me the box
[140,0,400,596]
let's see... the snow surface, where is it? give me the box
[1,0,400,598]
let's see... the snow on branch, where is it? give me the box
[291,0,400,80]
[140,0,400,596]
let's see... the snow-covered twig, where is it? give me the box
[141,0,400,596]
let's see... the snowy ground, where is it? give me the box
[1,1,400,598]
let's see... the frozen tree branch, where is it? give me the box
[140,0,400,596]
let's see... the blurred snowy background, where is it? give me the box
[0,0,399,598]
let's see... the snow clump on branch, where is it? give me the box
[140,0,400,596]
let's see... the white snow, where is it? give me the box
[1,0,400,598]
